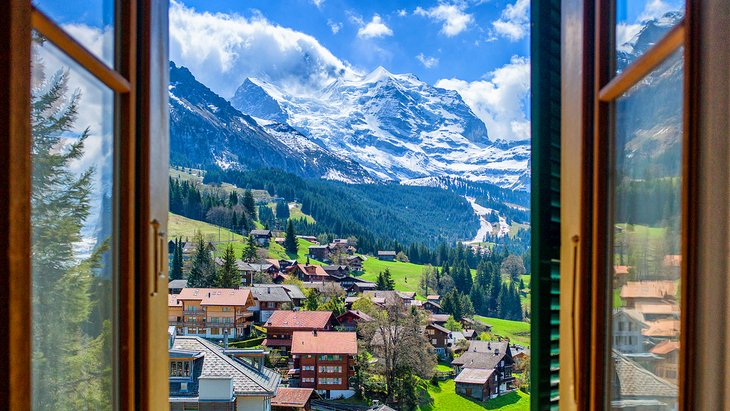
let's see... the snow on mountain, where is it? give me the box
[168,62,374,183]
[231,66,531,190]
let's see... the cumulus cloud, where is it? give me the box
[436,56,531,141]
[356,14,393,39]
[414,3,473,37]
[169,1,358,98]
[416,53,439,68]
[311,0,325,8]
[328,19,343,34]
[491,0,530,41]
[616,1,683,51]
[397,9,408,17]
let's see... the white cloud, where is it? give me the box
[436,56,531,141]
[416,53,439,68]
[311,0,325,8]
[491,0,530,41]
[327,19,343,34]
[357,14,393,39]
[414,3,473,37]
[616,23,642,51]
[169,1,358,98]
[639,0,674,21]
[397,9,408,17]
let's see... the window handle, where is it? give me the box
[571,234,580,403]
[151,219,166,296]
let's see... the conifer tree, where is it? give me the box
[170,238,184,280]
[243,235,258,262]
[243,189,256,220]
[383,268,395,290]
[218,244,240,288]
[284,220,298,255]
[188,232,217,287]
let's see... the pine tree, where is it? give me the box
[30,49,112,410]
[284,220,298,255]
[383,268,395,290]
[218,244,240,288]
[376,272,387,290]
[243,189,256,220]
[243,235,258,262]
[170,237,184,280]
[276,200,290,221]
[188,232,217,287]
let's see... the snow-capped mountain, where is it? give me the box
[231,66,530,189]
[168,62,374,183]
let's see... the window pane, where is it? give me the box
[32,0,114,66]
[608,49,683,409]
[615,0,684,73]
[31,35,116,410]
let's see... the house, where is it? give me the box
[426,295,441,304]
[452,341,515,395]
[454,368,500,401]
[377,251,396,261]
[290,331,357,399]
[296,235,319,243]
[430,314,451,326]
[336,310,373,332]
[246,286,296,323]
[322,265,349,280]
[168,279,188,295]
[612,309,649,354]
[280,284,307,306]
[614,265,631,287]
[290,264,334,282]
[346,255,365,271]
[363,290,406,308]
[249,229,273,246]
[351,281,377,294]
[463,329,478,340]
[620,281,677,308]
[337,275,373,292]
[307,245,331,261]
[271,387,316,411]
[263,311,338,353]
[610,350,678,410]
[170,288,255,339]
[169,335,280,411]
[238,262,278,286]
[425,323,451,358]
[422,300,442,314]
[650,340,680,383]
[169,295,183,332]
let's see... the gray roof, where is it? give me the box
[247,286,292,303]
[430,314,451,323]
[428,323,450,334]
[377,251,396,256]
[612,350,677,398]
[168,279,188,289]
[280,284,306,300]
[250,230,272,236]
[238,262,274,272]
[452,341,510,369]
[363,291,404,306]
[171,336,280,396]
[454,368,495,385]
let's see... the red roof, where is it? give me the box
[296,264,329,277]
[650,340,680,355]
[265,310,334,329]
[177,288,252,306]
[271,388,314,408]
[291,331,357,355]
[168,294,182,307]
[620,281,677,300]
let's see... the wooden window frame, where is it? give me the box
[588,0,698,410]
[0,1,169,409]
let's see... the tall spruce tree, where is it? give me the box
[243,235,258,262]
[30,46,112,410]
[170,238,184,280]
[284,219,298,255]
[242,189,256,220]
[188,232,217,287]
[218,244,240,288]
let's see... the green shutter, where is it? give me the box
[531,0,561,409]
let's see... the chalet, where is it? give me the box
[377,251,396,261]
[170,288,255,339]
[454,368,501,401]
[291,331,357,399]
[328,239,356,255]
[264,311,337,353]
[168,335,280,411]
[249,229,273,246]
[296,235,319,243]
[463,329,478,340]
[452,341,515,395]
[430,314,451,326]
[422,300,442,314]
[280,284,307,306]
[610,350,678,410]
[363,290,406,308]
[346,255,365,271]
[337,275,373,292]
[425,323,451,358]
[271,387,316,411]
[291,264,333,282]
[238,262,278,286]
[168,279,188,295]
[650,340,680,383]
[308,245,331,261]
[620,281,677,308]
[337,310,374,332]
[247,286,297,323]
[274,237,286,246]
[426,295,441,304]
[322,265,349,280]
[350,281,377,294]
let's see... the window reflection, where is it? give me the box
[608,49,683,410]
[31,36,115,410]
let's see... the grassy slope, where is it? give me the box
[359,258,427,291]
[419,380,529,411]
[289,202,316,224]
[474,316,531,346]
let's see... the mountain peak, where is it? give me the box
[363,66,393,83]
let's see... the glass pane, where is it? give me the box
[33,0,115,66]
[608,49,683,410]
[31,35,116,410]
[615,0,684,73]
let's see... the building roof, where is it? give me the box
[364,290,405,306]
[347,255,366,262]
[295,264,329,277]
[250,230,272,236]
[290,331,357,355]
[642,319,680,337]
[247,286,292,303]
[270,387,314,408]
[426,295,441,301]
[427,323,451,334]
[613,265,630,276]
[308,245,330,250]
[430,314,451,323]
[649,340,680,355]
[620,281,677,300]
[238,262,274,272]
[612,350,677,398]
[398,291,416,299]
[454,368,495,385]
[168,279,188,289]
[353,282,377,289]
[170,336,280,397]
[452,341,510,369]
[634,302,679,315]
[169,294,182,307]
[377,251,396,256]
[280,284,306,300]
[338,309,374,323]
[177,288,252,306]
[265,311,334,330]
[463,330,477,339]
